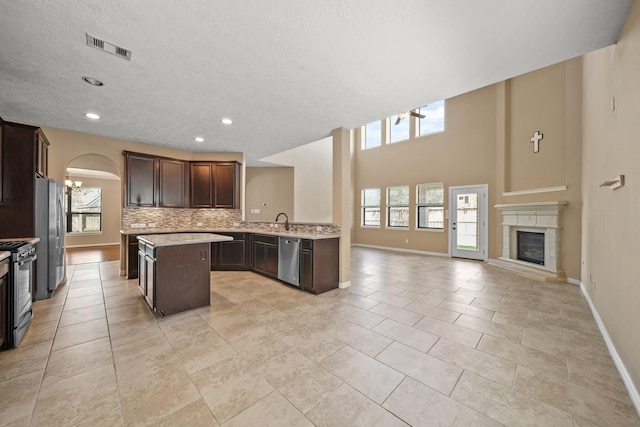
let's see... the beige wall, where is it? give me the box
[245,167,294,221]
[353,61,583,280]
[582,0,640,400]
[65,176,121,247]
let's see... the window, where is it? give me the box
[418,100,445,136]
[417,182,444,230]
[387,185,409,228]
[389,114,410,143]
[362,120,382,149]
[66,187,102,233]
[361,188,380,226]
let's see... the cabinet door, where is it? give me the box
[218,240,247,269]
[35,130,49,178]
[0,262,7,349]
[125,153,157,207]
[190,162,213,208]
[299,248,313,291]
[126,235,139,279]
[253,242,267,273]
[265,244,279,278]
[145,255,155,309]
[213,162,239,208]
[159,159,187,207]
[138,249,146,296]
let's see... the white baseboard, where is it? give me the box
[351,243,448,258]
[65,242,120,249]
[338,280,351,289]
[579,281,640,416]
[566,277,581,286]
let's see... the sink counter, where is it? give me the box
[137,233,233,247]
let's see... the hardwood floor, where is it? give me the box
[65,245,120,265]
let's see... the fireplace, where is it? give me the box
[494,201,567,280]
[517,231,544,265]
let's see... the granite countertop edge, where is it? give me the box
[137,233,234,247]
[0,251,10,262]
[121,228,341,240]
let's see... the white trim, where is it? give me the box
[502,185,567,196]
[566,277,580,286]
[66,232,104,236]
[65,242,120,249]
[338,280,351,289]
[579,282,640,416]
[352,243,448,258]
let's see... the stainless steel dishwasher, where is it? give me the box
[277,237,301,287]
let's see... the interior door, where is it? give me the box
[449,185,488,261]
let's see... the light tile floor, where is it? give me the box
[1,247,639,426]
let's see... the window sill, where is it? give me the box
[66,231,104,236]
[416,228,445,233]
[360,225,380,229]
[385,226,410,231]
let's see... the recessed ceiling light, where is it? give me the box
[82,76,103,86]
[85,112,100,120]
[221,118,233,125]
[195,137,204,142]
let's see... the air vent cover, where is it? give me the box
[86,33,132,61]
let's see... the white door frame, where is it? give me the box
[448,184,488,261]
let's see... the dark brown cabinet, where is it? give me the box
[138,239,210,317]
[159,158,188,207]
[124,152,157,207]
[211,232,251,271]
[190,161,240,209]
[0,120,49,238]
[124,151,239,209]
[252,234,279,279]
[0,258,8,349]
[35,129,49,178]
[299,238,339,294]
[125,234,139,279]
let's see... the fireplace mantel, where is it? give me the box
[494,201,568,281]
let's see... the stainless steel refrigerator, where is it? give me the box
[35,178,66,300]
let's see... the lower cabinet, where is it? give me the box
[299,238,339,294]
[252,234,278,279]
[0,258,8,349]
[126,234,139,279]
[211,232,251,270]
[138,240,210,317]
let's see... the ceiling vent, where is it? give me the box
[86,33,132,61]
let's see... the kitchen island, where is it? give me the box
[137,233,232,316]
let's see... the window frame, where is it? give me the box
[416,182,444,231]
[417,100,445,137]
[361,120,383,150]
[389,114,411,144]
[386,185,410,229]
[66,186,103,234]
[361,188,381,227]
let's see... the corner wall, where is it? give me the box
[582,0,640,404]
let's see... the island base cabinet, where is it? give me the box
[138,241,210,317]
[155,243,210,317]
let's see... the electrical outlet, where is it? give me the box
[138,223,146,228]
[316,226,322,232]
[233,222,240,227]
[405,239,409,243]
[196,222,203,226]
[148,223,156,228]
[131,223,138,229]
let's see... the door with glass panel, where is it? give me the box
[449,185,488,261]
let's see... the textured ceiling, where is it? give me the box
[0,1,632,166]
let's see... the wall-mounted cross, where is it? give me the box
[530,131,543,153]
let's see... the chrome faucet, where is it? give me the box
[275,212,290,231]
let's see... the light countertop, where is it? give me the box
[0,251,10,262]
[0,237,40,245]
[137,233,233,247]
[121,228,340,240]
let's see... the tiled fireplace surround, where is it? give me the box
[495,202,568,280]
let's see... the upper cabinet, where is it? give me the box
[124,152,157,207]
[124,151,239,209]
[35,129,49,178]
[158,158,188,208]
[190,161,240,209]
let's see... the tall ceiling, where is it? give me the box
[0,1,633,165]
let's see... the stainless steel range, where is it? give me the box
[0,241,36,348]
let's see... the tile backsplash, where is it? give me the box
[122,208,340,234]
